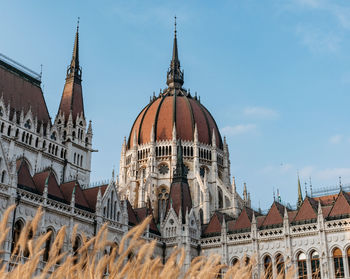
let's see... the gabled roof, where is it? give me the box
[33,170,65,201]
[261,202,285,227]
[203,211,232,236]
[60,181,91,211]
[293,197,318,222]
[126,199,139,226]
[17,160,38,193]
[83,184,108,210]
[328,191,350,217]
[134,207,160,235]
[228,207,258,232]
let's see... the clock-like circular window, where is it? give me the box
[159,164,169,175]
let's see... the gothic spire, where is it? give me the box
[67,18,82,81]
[166,16,184,89]
[297,175,303,208]
[57,19,85,121]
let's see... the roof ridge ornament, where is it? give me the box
[166,16,184,90]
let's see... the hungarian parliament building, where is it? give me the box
[0,23,349,279]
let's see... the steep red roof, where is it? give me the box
[261,202,285,227]
[328,191,350,217]
[293,197,318,222]
[203,212,232,235]
[229,207,255,231]
[60,181,91,210]
[203,212,223,235]
[134,207,160,235]
[314,194,337,206]
[17,160,37,193]
[126,199,139,226]
[0,59,50,126]
[33,170,65,201]
[83,185,108,210]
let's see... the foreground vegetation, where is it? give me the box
[0,206,293,278]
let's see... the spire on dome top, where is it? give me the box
[166,16,184,89]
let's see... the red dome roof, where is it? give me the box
[127,90,223,150]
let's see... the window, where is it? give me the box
[298,252,307,279]
[231,258,239,267]
[311,251,321,279]
[1,170,6,183]
[50,132,56,141]
[158,187,169,221]
[12,220,24,254]
[276,254,285,278]
[333,248,344,278]
[24,120,31,129]
[218,187,223,209]
[264,256,273,279]
[72,236,81,265]
[7,125,11,136]
[43,229,54,262]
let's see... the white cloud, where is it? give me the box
[295,25,341,53]
[243,107,279,118]
[329,134,343,144]
[221,124,256,136]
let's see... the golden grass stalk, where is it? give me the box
[0,206,295,278]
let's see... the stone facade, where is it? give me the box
[0,24,350,279]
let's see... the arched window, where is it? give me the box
[199,208,204,225]
[72,236,81,265]
[7,125,11,136]
[158,186,169,221]
[218,187,223,209]
[107,199,110,219]
[1,122,4,133]
[298,252,307,279]
[333,248,344,278]
[114,201,117,220]
[264,255,273,279]
[311,250,321,278]
[80,155,83,167]
[43,229,54,262]
[231,258,239,267]
[74,153,76,164]
[1,170,6,183]
[276,253,285,277]
[11,220,24,254]
[117,211,120,222]
[35,137,38,148]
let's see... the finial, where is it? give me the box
[339,176,342,190]
[309,177,313,197]
[77,17,80,31]
[305,182,308,197]
[174,16,177,37]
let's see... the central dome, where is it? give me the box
[127,25,223,150]
[127,90,223,150]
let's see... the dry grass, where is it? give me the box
[0,206,295,278]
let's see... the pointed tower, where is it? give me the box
[297,176,303,208]
[57,20,85,122]
[166,17,184,89]
[166,140,193,223]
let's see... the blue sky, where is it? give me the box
[2,0,350,210]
